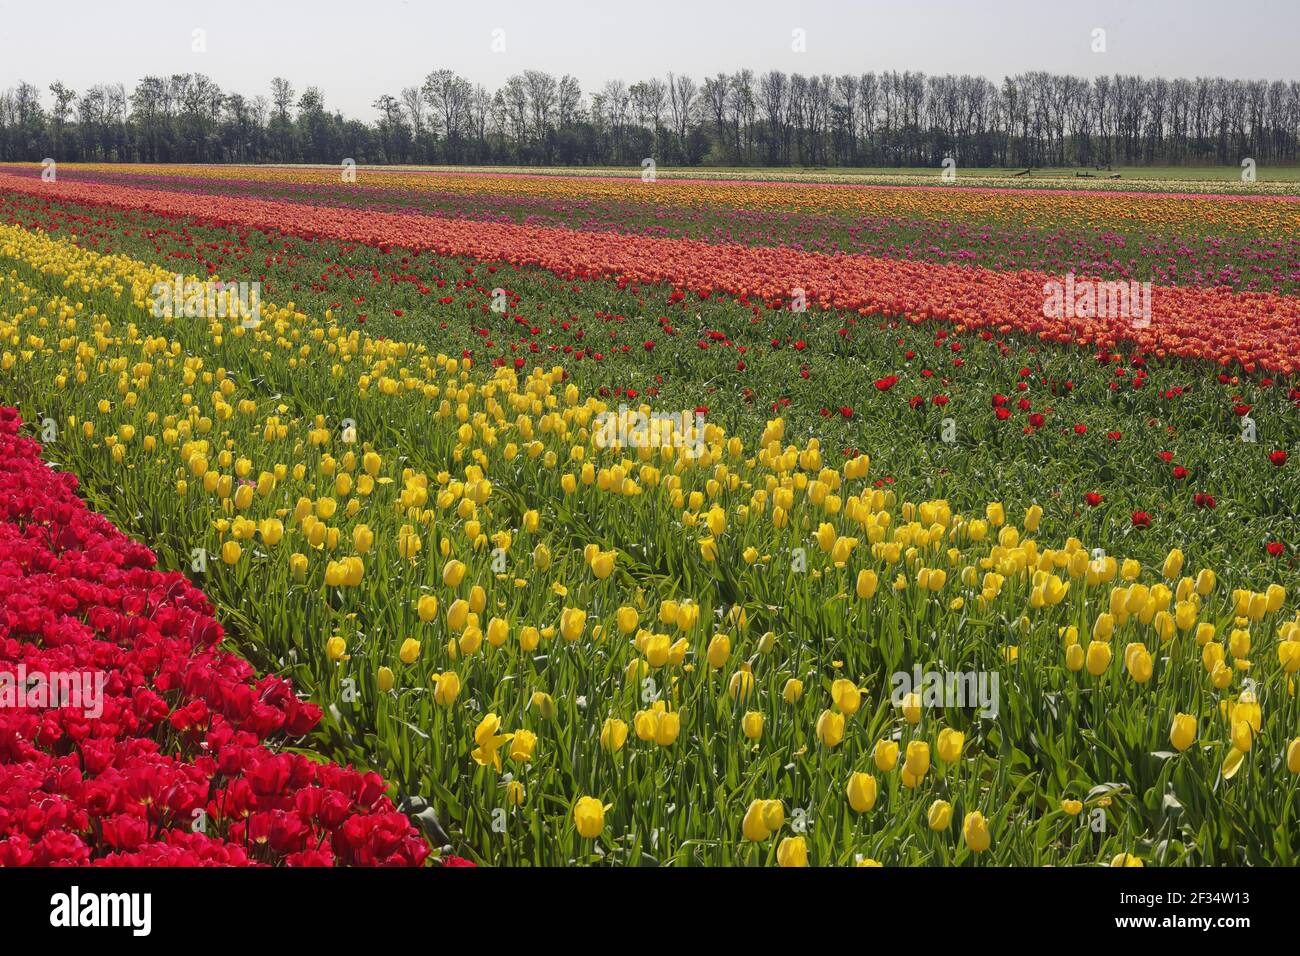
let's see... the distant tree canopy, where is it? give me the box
[2,70,1298,168]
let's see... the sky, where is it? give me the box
[1,0,1295,118]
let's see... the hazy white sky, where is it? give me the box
[1,0,1295,117]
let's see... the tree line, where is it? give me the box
[2,69,1298,169]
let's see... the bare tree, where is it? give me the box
[423,69,473,161]
[702,74,730,161]
[524,69,558,158]
[666,72,697,161]
[759,70,788,164]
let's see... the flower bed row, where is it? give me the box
[0,407,458,866]
[12,161,1300,221]
[2,171,1297,375]
[18,167,1299,292]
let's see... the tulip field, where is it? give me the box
[2,162,1300,867]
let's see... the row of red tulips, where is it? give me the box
[0,407,466,866]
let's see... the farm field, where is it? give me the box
[243,164,1300,188]
[2,160,1299,868]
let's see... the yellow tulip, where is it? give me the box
[936,728,965,763]
[855,569,878,599]
[1024,503,1042,532]
[847,772,878,813]
[873,739,900,772]
[397,525,421,559]
[486,617,509,648]
[742,799,783,841]
[560,607,587,642]
[447,599,470,632]
[511,625,536,652]
[1162,548,1184,580]
[816,709,845,747]
[776,835,808,867]
[469,585,487,614]
[471,712,513,771]
[1086,640,1112,675]
[573,797,605,839]
[342,556,364,587]
[761,800,785,833]
[443,559,466,587]
[742,800,770,841]
[1170,713,1196,751]
[1231,720,1253,753]
[927,799,952,830]
[1124,643,1153,683]
[963,811,991,852]
[260,518,284,546]
[1195,568,1216,596]
[904,740,930,779]
[706,633,731,669]
[831,678,861,715]
[728,664,755,701]
[901,690,922,725]
[590,550,615,579]
[323,561,346,588]
[509,729,537,763]
[433,671,461,706]
[654,711,681,746]
[600,718,629,753]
